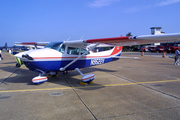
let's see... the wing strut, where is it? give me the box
[60,42,100,71]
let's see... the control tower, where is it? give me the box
[150,27,165,35]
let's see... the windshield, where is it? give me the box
[45,42,65,53]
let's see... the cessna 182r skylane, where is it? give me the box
[14,33,180,84]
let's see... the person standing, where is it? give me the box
[9,49,12,54]
[174,48,180,65]
[0,50,3,60]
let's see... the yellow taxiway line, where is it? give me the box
[0,79,180,93]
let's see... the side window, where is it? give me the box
[67,47,79,55]
[59,44,66,54]
[93,47,113,52]
[81,48,90,55]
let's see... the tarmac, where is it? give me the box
[0,52,180,120]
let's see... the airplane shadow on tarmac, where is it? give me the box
[0,66,116,90]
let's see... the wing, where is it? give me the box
[85,33,180,46]
[15,33,180,48]
[14,42,49,48]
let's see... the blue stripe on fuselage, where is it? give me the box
[24,53,121,72]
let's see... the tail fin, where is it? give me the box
[110,46,123,56]
[4,43,7,48]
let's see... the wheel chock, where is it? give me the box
[80,80,94,85]
[47,75,52,78]
[80,82,88,85]
[90,81,94,84]
[47,74,58,78]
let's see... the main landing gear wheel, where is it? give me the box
[47,72,58,77]
[32,72,48,84]
[75,68,95,85]
[32,76,48,84]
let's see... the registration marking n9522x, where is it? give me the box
[90,58,105,65]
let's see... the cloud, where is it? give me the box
[88,0,120,8]
[155,0,180,7]
[124,7,141,13]
[125,0,180,13]
[125,5,152,13]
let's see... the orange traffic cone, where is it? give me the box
[141,51,144,56]
[162,52,166,58]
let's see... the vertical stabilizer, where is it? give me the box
[110,46,123,57]
[4,43,7,48]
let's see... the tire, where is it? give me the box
[16,63,21,68]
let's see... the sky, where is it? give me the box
[0,0,180,46]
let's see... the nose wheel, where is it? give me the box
[63,71,68,74]
[47,71,58,77]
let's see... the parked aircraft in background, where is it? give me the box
[0,43,8,50]
[14,33,180,85]
[0,42,29,51]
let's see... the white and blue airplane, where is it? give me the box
[14,33,180,84]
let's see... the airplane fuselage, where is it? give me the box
[17,42,122,74]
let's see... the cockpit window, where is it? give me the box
[93,47,113,52]
[67,47,79,55]
[45,42,62,50]
[81,48,90,55]
[59,44,66,53]
[45,42,66,53]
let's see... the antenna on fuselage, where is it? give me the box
[80,36,84,40]
[66,37,71,41]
